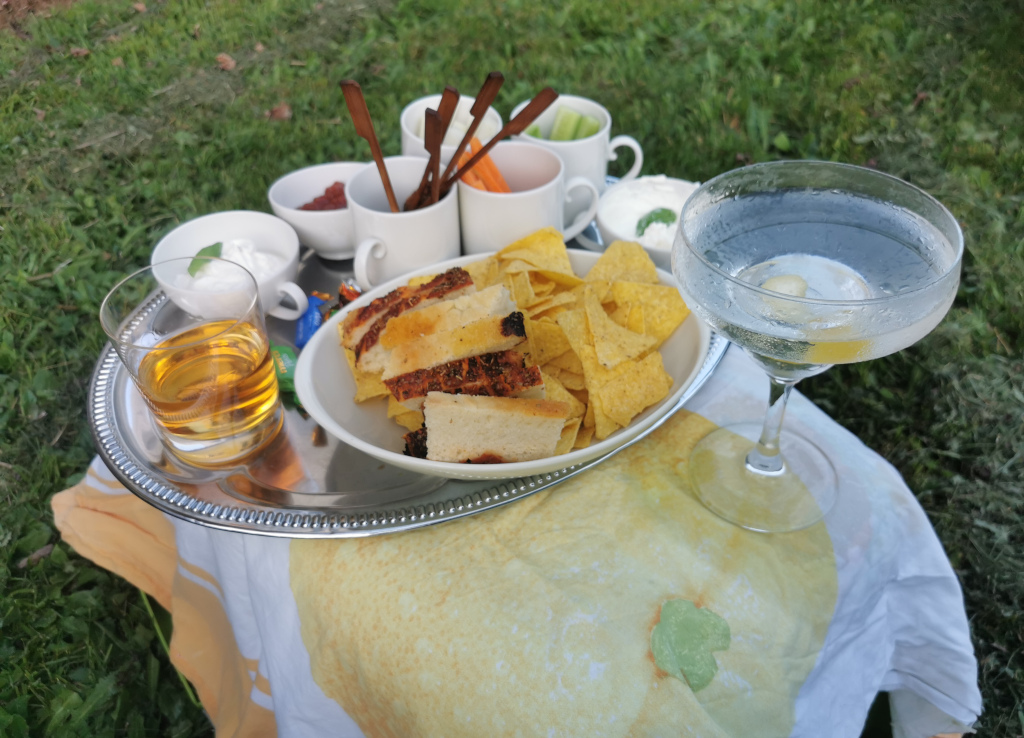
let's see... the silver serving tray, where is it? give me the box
[89,248,728,538]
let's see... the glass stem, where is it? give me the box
[745,376,797,475]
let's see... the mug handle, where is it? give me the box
[353,237,387,292]
[561,176,601,242]
[608,135,644,182]
[267,282,309,321]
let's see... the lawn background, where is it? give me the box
[1,0,1022,735]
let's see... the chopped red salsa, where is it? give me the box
[300,181,347,211]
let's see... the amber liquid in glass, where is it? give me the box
[137,319,282,465]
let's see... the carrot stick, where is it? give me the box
[467,137,511,192]
[462,169,487,190]
[456,148,486,190]
[456,137,510,193]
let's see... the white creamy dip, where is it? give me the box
[184,238,285,290]
[598,176,700,253]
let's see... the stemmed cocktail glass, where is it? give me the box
[672,160,963,533]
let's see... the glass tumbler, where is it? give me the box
[100,257,283,467]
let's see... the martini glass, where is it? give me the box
[672,160,963,533]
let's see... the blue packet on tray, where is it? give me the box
[295,294,326,349]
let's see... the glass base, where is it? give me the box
[688,423,838,533]
[158,403,285,468]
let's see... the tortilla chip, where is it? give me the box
[540,370,587,419]
[394,411,425,432]
[386,395,405,418]
[501,258,538,276]
[543,364,587,391]
[554,309,589,356]
[386,396,425,431]
[528,292,579,320]
[573,423,595,448]
[573,280,611,305]
[465,256,500,289]
[608,302,646,335]
[531,277,556,297]
[625,303,647,335]
[586,241,660,285]
[506,269,537,308]
[497,227,576,276]
[529,320,573,366]
[610,282,691,346]
[545,349,585,376]
[583,288,657,369]
[589,393,622,440]
[554,416,583,456]
[593,352,673,428]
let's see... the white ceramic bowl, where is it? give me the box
[596,175,700,270]
[267,161,368,260]
[400,94,503,165]
[294,250,712,481]
[151,210,308,320]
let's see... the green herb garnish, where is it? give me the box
[187,243,223,277]
[635,208,676,237]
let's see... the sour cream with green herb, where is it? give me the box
[189,239,285,289]
[597,175,700,252]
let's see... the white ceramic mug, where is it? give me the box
[457,141,600,255]
[348,156,461,291]
[511,94,643,222]
[150,210,309,321]
[400,94,503,166]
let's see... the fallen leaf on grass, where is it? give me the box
[192,23,201,39]
[133,2,146,12]
[216,52,236,71]
[112,57,124,67]
[70,47,90,57]
[17,544,54,569]
[254,42,265,52]
[266,102,292,121]
[34,108,45,121]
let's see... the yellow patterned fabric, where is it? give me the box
[291,410,838,738]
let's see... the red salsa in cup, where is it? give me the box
[300,182,347,211]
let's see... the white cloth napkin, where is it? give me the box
[55,346,982,737]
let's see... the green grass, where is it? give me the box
[1,0,1022,734]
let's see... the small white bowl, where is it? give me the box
[596,175,700,269]
[400,94,503,166]
[267,161,368,260]
[151,210,308,321]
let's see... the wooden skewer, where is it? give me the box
[404,86,460,211]
[422,110,444,207]
[441,86,558,193]
[440,71,505,186]
[340,79,399,213]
